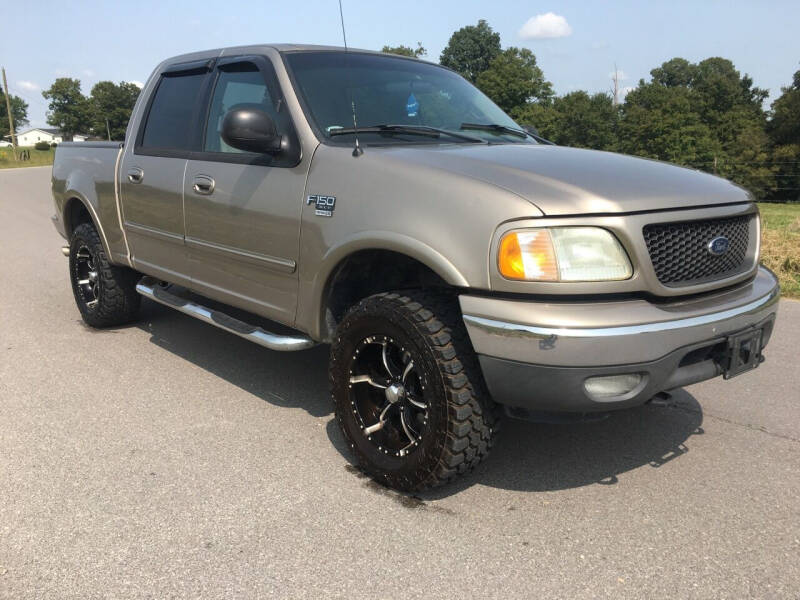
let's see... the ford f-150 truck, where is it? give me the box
[51,45,780,491]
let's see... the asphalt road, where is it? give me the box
[1,166,799,599]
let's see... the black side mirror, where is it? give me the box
[221,108,285,154]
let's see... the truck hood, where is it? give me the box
[379,144,751,215]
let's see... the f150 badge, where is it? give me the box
[307,194,336,217]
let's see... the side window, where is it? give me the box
[140,71,207,151]
[204,64,278,153]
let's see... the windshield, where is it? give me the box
[284,51,534,145]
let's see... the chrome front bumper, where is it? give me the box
[461,267,780,411]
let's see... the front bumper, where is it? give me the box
[461,267,780,412]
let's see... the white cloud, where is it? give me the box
[82,69,95,78]
[620,86,635,100]
[519,13,572,40]
[130,80,144,88]
[609,69,628,81]
[17,80,40,92]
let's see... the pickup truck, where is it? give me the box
[52,44,780,492]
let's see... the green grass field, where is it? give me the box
[760,202,800,299]
[0,146,55,169]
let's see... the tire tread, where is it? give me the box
[70,222,140,328]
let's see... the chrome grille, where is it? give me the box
[643,215,751,286]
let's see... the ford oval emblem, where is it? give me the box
[707,236,730,256]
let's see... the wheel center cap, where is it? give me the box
[385,383,405,404]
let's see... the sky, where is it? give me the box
[3,0,799,129]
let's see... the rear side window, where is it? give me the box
[204,64,277,153]
[140,71,207,151]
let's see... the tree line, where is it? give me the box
[1,79,139,142]
[3,20,797,200]
[389,20,799,202]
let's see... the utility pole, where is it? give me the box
[611,63,620,107]
[106,118,111,141]
[2,67,18,160]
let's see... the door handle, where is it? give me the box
[192,175,215,195]
[127,167,144,184]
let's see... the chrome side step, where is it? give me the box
[135,276,316,352]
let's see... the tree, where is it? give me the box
[439,19,501,83]
[475,47,553,113]
[514,91,617,150]
[768,68,800,146]
[617,57,773,198]
[617,83,718,166]
[381,43,426,58]
[0,89,28,139]
[650,57,696,88]
[89,81,140,140]
[767,68,800,200]
[510,101,560,138]
[42,78,90,140]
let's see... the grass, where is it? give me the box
[0,146,55,169]
[759,202,800,299]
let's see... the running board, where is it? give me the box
[135,276,316,352]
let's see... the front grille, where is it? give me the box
[643,215,751,286]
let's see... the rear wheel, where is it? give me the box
[330,291,498,492]
[69,222,140,328]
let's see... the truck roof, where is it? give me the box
[159,43,426,70]
[266,43,375,53]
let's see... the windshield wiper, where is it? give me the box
[329,124,487,143]
[459,122,530,139]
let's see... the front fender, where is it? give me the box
[295,231,469,340]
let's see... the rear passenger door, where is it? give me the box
[120,60,211,285]
[183,56,307,325]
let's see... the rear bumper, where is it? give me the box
[461,267,780,412]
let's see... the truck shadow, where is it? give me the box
[137,301,704,495]
[419,390,704,497]
[136,302,333,418]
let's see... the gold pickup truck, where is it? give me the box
[51,45,779,491]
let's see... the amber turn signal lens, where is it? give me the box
[498,230,558,281]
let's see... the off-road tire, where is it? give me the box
[69,222,141,328]
[330,291,499,492]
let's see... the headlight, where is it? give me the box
[498,227,632,282]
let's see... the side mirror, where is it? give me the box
[221,108,285,154]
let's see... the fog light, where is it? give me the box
[584,374,643,400]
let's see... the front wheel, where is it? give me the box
[330,291,498,492]
[69,222,141,328]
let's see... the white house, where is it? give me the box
[9,128,88,146]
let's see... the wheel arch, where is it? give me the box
[310,233,470,341]
[62,193,113,260]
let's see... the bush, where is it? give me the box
[34,141,51,151]
[50,142,58,148]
